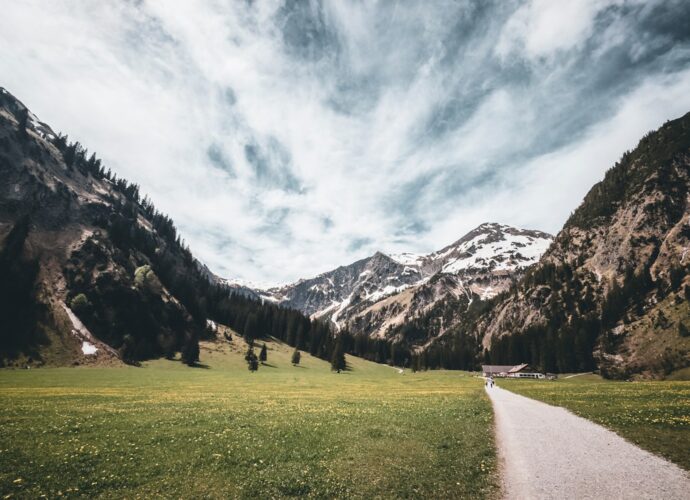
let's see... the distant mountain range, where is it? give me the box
[257,223,552,343]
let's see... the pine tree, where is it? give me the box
[244,313,259,345]
[295,322,305,350]
[181,333,199,366]
[245,346,259,372]
[0,216,42,354]
[330,339,346,373]
[286,316,297,346]
[259,343,268,364]
[17,108,29,143]
[291,349,301,366]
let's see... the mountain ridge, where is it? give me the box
[0,87,335,368]
[3,83,688,378]
[259,223,553,344]
[429,112,690,378]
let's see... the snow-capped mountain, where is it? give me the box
[263,223,552,340]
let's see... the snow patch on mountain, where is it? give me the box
[254,223,553,338]
[440,231,552,273]
[389,252,425,266]
[365,283,414,302]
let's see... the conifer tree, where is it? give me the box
[259,343,268,363]
[330,339,346,373]
[181,333,199,367]
[291,349,301,366]
[286,316,297,346]
[17,108,29,143]
[245,346,259,372]
[244,313,259,345]
[295,322,305,350]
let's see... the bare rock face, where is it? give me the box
[467,114,690,379]
[262,223,553,345]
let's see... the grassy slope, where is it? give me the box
[500,375,690,470]
[0,336,497,499]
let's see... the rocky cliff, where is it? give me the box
[450,113,690,379]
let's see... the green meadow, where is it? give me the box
[500,374,690,470]
[0,339,497,499]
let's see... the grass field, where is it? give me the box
[0,338,498,499]
[500,375,690,470]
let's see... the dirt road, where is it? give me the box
[486,385,690,499]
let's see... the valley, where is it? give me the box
[0,336,498,499]
[2,84,690,377]
[1,334,688,499]
[2,2,690,498]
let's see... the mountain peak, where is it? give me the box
[434,223,553,274]
[0,87,56,141]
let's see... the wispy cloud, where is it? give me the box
[1,0,690,284]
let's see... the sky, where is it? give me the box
[2,0,690,285]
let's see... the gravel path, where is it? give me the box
[486,384,690,499]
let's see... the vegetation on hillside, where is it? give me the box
[0,216,46,362]
[566,113,690,230]
[0,92,414,368]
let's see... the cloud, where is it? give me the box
[497,0,612,59]
[1,0,689,284]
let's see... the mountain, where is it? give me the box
[434,112,690,379]
[0,87,331,368]
[5,83,686,378]
[0,87,221,366]
[264,223,553,344]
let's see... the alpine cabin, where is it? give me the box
[481,363,545,379]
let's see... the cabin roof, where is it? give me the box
[482,364,532,373]
[481,365,516,372]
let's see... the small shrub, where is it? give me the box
[134,265,162,294]
[70,293,90,314]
